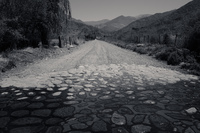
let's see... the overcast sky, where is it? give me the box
[69,0,192,21]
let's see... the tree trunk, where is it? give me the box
[175,34,178,47]
[58,36,62,48]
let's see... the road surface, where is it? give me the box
[0,40,200,133]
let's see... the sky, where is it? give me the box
[69,0,192,22]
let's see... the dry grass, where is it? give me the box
[0,46,77,73]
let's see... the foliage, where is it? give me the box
[184,22,200,53]
[0,0,72,52]
[167,50,184,65]
[163,34,171,46]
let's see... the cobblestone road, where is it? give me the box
[0,40,200,133]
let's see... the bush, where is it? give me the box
[134,47,148,54]
[184,31,200,53]
[155,47,176,61]
[163,34,171,46]
[167,50,184,65]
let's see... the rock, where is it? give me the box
[84,88,91,92]
[137,87,145,91]
[133,105,161,113]
[71,123,88,130]
[28,102,44,109]
[0,103,6,109]
[185,107,198,115]
[46,126,62,133]
[11,102,30,109]
[131,124,151,133]
[79,92,86,95]
[89,104,103,109]
[11,117,42,125]
[128,96,136,99]
[90,92,98,96]
[10,125,44,133]
[166,113,192,121]
[99,95,112,100]
[47,88,54,91]
[149,114,171,130]
[68,131,91,133]
[17,97,28,100]
[115,94,125,98]
[109,84,117,87]
[58,87,67,91]
[143,100,156,104]
[184,127,195,133]
[63,124,71,132]
[0,117,10,128]
[53,107,75,117]
[125,91,134,95]
[111,112,126,125]
[67,93,74,96]
[64,101,79,105]
[92,120,107,132]
[84,84,94,88]
[15,93,23,96]
[45,118,63,125]
[78,116,93,123]
[196,122,200,129]
[0,111,7,117]
[40,91,47,94]
[27,92,36,96]
[112,127,129,133]
[66,96,75,100]
[132,114,146,124]
[166,104,183,111]
[52,92,62,97]
[47,103,60,108]
[80,109,92,114]
[101,109,113,113]
[68,88,76,92]
[32,96,46,101]
[157,90,165,95]
[46,99,62,102]
[31,109,51,117]
[11,110,29,117]
[118,107,133,115]
[66,80,73,84]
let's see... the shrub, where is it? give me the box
[135,47,148,54]
[155,47,176,61]
[163,34,172,46]
[167,50,184,65]
[184,31,200,53]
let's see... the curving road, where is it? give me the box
[0,40,200,133]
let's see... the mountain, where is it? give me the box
[115,0,200,42]
[97,15,137,32]
[71,18,84,24]
[135,14,151,20]
[90,14,151,32]
[85,19,110,26]
[65,20,105,40]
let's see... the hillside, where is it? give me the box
[115,0,200,43]
[97,15,137,32]
[84,19,110,26]
[66,20,105,41]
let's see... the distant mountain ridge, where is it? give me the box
[83,14,151,32]
[115,0,200,41]
[85,19,110,26]
[98,15,137,32]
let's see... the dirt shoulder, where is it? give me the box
[0,45,81,80]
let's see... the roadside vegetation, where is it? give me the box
[101,0,200,76]
[104,23,200,75]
